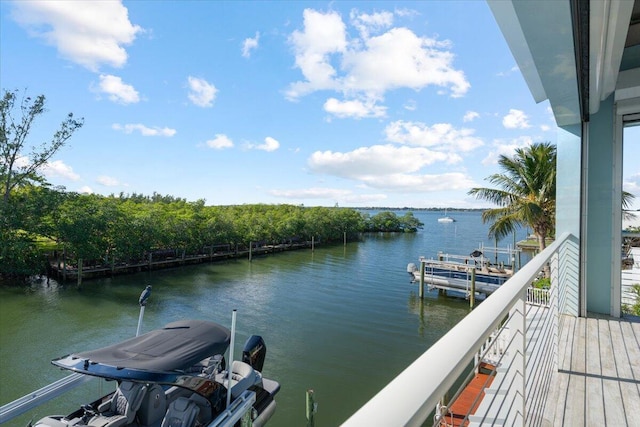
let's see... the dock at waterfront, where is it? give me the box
[48,241,314,284]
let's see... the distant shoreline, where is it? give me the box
[355,207,487,212]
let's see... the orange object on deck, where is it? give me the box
[437,363,495,427]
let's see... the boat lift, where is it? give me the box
[408,244,520,308]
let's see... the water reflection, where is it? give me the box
[1,210,528,427]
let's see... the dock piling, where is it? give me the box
[419,259,425,299]
[470,268,476,308]
[306,389,317,427]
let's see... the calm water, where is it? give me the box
[0,210,529,426]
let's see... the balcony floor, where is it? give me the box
[545,314,640,426]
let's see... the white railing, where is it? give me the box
[342,233,579,427]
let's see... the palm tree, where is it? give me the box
[469,142,556,253]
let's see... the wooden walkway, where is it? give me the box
[544,314,640,426]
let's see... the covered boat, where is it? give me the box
[33,319,279,427]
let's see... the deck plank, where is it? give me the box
[599,319,627,425]
[585,318,604,426]
[547,315,640,426]
[565,316,586,426]
[546,314,573,426]
[609,321,640,421]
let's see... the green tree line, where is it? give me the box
[0,187,424,278]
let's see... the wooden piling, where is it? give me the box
[306,389,316,427]
[419,259,426,299]
[77,258,83,288]
[470,267,476,308]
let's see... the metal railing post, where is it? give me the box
[518,295,527,426]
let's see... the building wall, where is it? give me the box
[584,95,618,315]
[556,125,582,316]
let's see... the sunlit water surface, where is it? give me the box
[0,211,529,426]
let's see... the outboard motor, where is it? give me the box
[242,335,266,371]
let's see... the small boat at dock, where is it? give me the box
[407,246,518,299]
[29,319,280,427]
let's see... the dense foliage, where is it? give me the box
[0,189,423,279]
[622,284,640,316]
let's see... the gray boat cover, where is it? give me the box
[55,320,230,373]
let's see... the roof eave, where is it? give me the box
[488,0,581,126]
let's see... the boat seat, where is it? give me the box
[188,393,213,426]
[89,381,147,427]
[137,384,167,426]
[161,397,200,427]
[216,361,258,399]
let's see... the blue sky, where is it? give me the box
[1,1,639,209]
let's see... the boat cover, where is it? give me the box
[52,320,230,377]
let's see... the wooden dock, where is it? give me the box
[48,242,313,283]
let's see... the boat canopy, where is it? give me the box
[52,320,230,384]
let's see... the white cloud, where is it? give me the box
[112,123,176,137]
[270,187,353,199]
[385,120,482,153]
[323,98,386,119]
[97,175,120,186]
[78,186,94,194]
[342,28,469,97]
[242,32,260,58]
[187,76,217,107]
[11,0,142,71]
[502,109,531,129]
[497,65,520,77]
[287,9,469,102]
[306,142,479,194]
[349,10,394,39]
[247,137,280,152]
[287,9,347,98]
[42,160,79,180]
[624,173,640,198]
[361,172,475,192]
[12,156,30,169]
[403,99,417,111]
[94,74,140,104]
[269,187,388,204]
[206,134,234,149]
[309,144,459,178]
[481,137,533,165]
[463,111,480,122]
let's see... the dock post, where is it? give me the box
[419,259,425,299]
[470,267,476,308]
[306,389,317,427]
[249,241,252,262]
[312,236,315,252]
[77,258,83,288]
[62,249,67,282]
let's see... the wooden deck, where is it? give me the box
[544,314,640,426]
